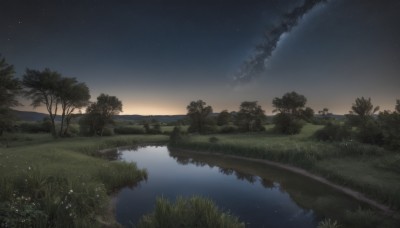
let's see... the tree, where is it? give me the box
[81,94,122,136]
[318,108,329,116]
[347,97,382,145]
[235,101,265,132]
[217,110,231,126]
[350,97,379,119]
[22,68,61,137]
[186,100,213,133]
[0,56,21,137]
[272,91,308,134]
[378,110,400,150]
[272,91,306,116]
[396,99,400,113]
[58,77,90,136]
[300,107,315,122]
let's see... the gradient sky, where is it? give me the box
[1,0,399,115]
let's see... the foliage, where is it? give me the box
[186,100,213,134]
[300,107,315,122]
[114,126,146,135]
[344,208,381,228]
[58,77,90,137]
[22,68,62,137]
[19,122,51,134]
[272,91,306,116]
[0,56,21,136]
[378,110,400,150]
[356,119,383,145]
[272,91,310,134]
[217,110,231,126]
[136,196,244,228]
[318,218,341,228]
[346,97,383,146]
[0,135,166,227]
[219,125,238,134]
[272,113,304,134]
[235,101,265,132]
[169,126,183,145]
[79,94,122,136]
[350,97,379,119]
[314,123,351,142]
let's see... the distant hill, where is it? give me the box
[12,110,346,123]
[12,110,185,123]
[11,110,57,122]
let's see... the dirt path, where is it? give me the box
[174,148,396,216]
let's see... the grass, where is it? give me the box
[136,196,244,228]
[171,124,400,212]
[0,133,168,227]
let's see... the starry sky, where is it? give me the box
[1,0,399,115]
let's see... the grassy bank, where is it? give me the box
[170,124,400,212]
[136,196,244,228]
[0,133,168,227]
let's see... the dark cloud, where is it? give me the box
[233,0,327,85]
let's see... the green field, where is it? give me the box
[172,124,400,213]
[0,134,168,227]
[1,123,400,227]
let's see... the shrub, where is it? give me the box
[318,218,342,228]
[169,127,183,145]
[101,127,114,136]
[356,119,384,145]
[314,123,351,142]
[219,125,238,134]
[273,113,304,135]
[19,122,50,133]
[114,126,145,135]
[344,208,380,228]
[136,196,244,228]
[378,111,400,151]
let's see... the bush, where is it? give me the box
[136,196,244,228]
[356,120,384,145]
[378,111,400,151]
[114,126,145,135]
[19,122,51,133]
[169,127,183,145]
[314,123,351,142]
[318,218,342,228]
[273,113,304,135]
[219,125,238,134]
[98,127,113,136]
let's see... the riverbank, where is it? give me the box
[172,148,393,214]
[0,133,168,227]
[170,132,400,213]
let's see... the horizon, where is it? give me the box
[2,0,399,115]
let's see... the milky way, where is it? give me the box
[233,0,327,85]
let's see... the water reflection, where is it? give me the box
[168,149,370,223]
[113,146,372,228]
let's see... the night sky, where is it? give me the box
[1,0,399,115]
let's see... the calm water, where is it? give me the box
[112,146,368,227]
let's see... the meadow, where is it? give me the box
[171,124,400,213]
[0,133,168,227]
[1,123,400,227]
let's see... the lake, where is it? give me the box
[112,145,369,227]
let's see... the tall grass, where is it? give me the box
[0,134,168,227]
[136,196,244,228]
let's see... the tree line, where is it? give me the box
[185,91,315,135]
[0,55,122,138]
